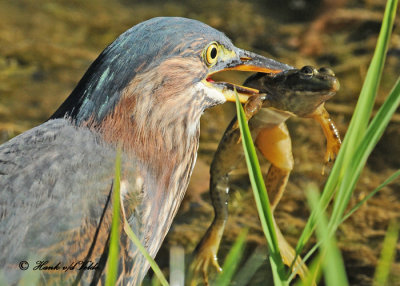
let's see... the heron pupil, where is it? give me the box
[210,47,217,59]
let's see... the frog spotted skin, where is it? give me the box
[190,66,341,284]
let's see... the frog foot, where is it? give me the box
[189,245,222,286]
[325,137,341,163]
[322,138,341,175]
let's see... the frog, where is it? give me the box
[189,65,341,284]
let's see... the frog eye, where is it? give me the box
[301,66,315,76]
[319,67,335,76]
[204,42,219,66]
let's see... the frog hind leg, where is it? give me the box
[255,123,308,279]
[255,122,293,210]
[189,120,243,284]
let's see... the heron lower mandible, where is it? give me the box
[0,17,292,285]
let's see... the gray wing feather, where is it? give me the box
[0,119,138,285]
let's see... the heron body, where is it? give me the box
[0,17,291,285]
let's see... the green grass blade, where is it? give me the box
[16,257,42,286]
[295,0,398,255]
[289,170,400,283]
[124,220,169,286]
[342,169,400,223]
[289,169,400,283]
[17,269,41,286]
[235,91,286,284]
[151,275,162,286]
[373,220,399,286]
[293,77,400,280]
[331,0,397,174]
[295,253,322,286]
[0,271,6,286]
[106,150,169,286]
[214,229,248,286]
[288,243,319,282]
[105,149,122,286]
[341,0,397,142]
[329,77,400,228]
[233,246,269,285]
[306,184,349,286]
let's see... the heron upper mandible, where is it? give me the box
[0,17,291,285]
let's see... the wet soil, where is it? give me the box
[0,0,399,285]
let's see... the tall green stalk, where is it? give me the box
[105,149,122,286]
[295,0,399,256]
[235,91,287,285]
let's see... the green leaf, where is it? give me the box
[306,184,349,286]
[124,219,169,286]
[233,246,269,285]
[288,169,400,283]
[234,91,287,284]
[295,253,322,286]
[214,229,248,286]
[295,0,399,256]
[342,169,400,223]
[329,78,400,230]
[373,220,399,286]
[105,149,122,286]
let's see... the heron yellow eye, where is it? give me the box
[204,42,219,66]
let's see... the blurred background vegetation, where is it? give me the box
[0,0,399,285]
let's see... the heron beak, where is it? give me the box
[206,48,293,103]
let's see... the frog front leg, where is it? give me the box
[309,105,341,174]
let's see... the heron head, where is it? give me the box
[50,17,292,125]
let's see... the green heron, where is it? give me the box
[0,17,292,285]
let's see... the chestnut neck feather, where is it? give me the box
[95,58,206,193]
[93,59,207,257]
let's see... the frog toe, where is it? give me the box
[189,247,222,285]
[211,254,222,272]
